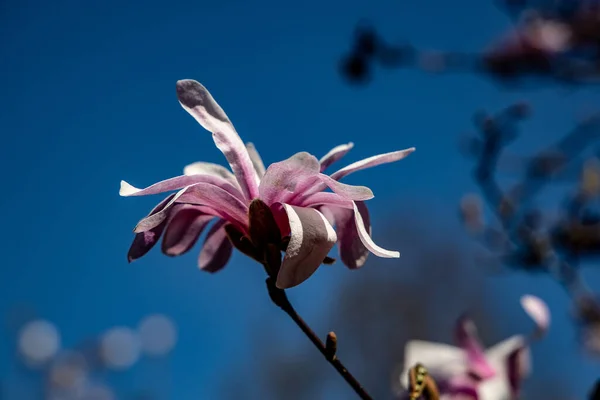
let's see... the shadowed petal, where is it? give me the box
[199,220,233,272]
[276,205,336,289]
[520,295,550,336]
[352,202,399,258]
[134,183,248,233]
[259,152,321,205]
[161,206,215,256]
[176,79,259,200]
[401,340,466,389]
[480,336,528,400]
[330,148,415,181]
[455,317,496,380]
[246,142,266,178]
[120,174,244,200]
[318,173,374,201]
[127,194,175,262]
[323,201,371,269]
[297,192,354,209]
[319,142,354,172]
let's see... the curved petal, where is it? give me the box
[319,142,354,172]
[183,161,238,183]
[198,220,233,273]
[127,194,175,262]
[352,202,399,258]
[246,142,266,178]
[481,336,528,400]
[120,174,244,200]
[323,202,371,269]
[318,173,374,201]
[176,79,259,200]
[276,205,337,289]
[455,317,496,380]
[297,192,354,209]
[520,295,550,337]
[401,340,466,389]
[259,152,321,205]
[134,183,248,233]
[161,206,215,256]
[330,148,415,181]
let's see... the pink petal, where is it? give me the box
[352,202,399,258]
[330,148,415,181]
[270,202,291,237]
[323,202,371,269]
[134,183,248,234]
[127,194,175,262]
[297,192,354,209]
[520,295,550,336]
[318,173,374,201]
[182,161,238,183]
[198,220,233,273]
[161,206,215,256]
[319,142,354,172]
[246,142,266,178]
[259,152,321,205]
[120,174,243,200]
[276,205,337,289]
[455,317,496,380]
[176,79,260,200]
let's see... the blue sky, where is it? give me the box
[2,0,600,398]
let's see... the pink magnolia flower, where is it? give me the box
[398,295,550,400]
[120,79,414,289]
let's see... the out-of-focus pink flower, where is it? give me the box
[120,79,414,289]
[399,295,550,400]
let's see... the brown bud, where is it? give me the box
[325,332,337,360]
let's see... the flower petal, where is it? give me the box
[352,202,399,258]
[480,336,528,400]
[198,220,233,273]
[276,205,336,289]
[183,161,237,182]
[161,206,215,256]
[297,192,354,209]
[520,295,550,337]
[176,79,260,200]
[323,202,371,269]
[455,317,496,380]
[318,173,374,201]
[259,152,321,205]
[127,194,176,262]
[319,142,354,172]
[134,183,248,233]
[401,340,466,389]
[120,174,243,200]
[330,148,415,181]
[246,142,266,178]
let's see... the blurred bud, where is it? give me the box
[138,314,178,357]
[100,327,141,370]
[460,194,484,232]
[507,102,531,119]
[580,158,600,196]
[340,54,370,83]
[353,25,378,56]
[325,332,337,359]
[18,319,60,366]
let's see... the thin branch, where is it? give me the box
[265,277,373,400]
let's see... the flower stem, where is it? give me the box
[265,277,373,400]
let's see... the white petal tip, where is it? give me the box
[119,180,141,196]
[520,294,550,333]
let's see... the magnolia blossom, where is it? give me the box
[120,79,414,289]
[398,295,550,400]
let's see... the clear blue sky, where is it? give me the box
[2,0,600,398]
